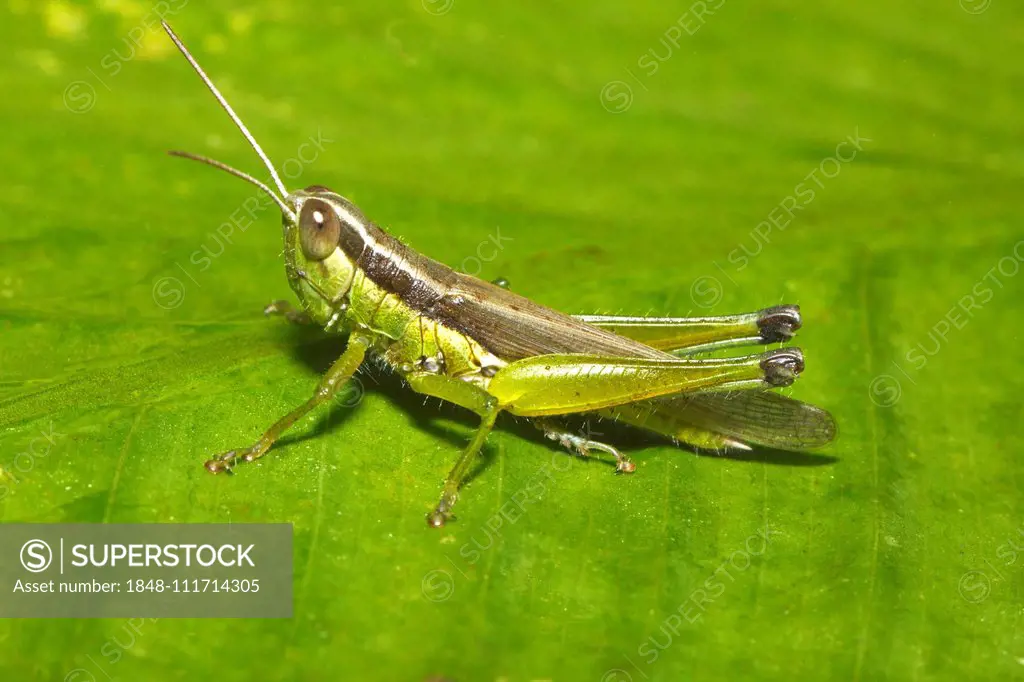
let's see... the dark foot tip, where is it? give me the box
[761,348,805,387]
[204,459,229,474]
[757,305,801,343]
[426,511,449,528]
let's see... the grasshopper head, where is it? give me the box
[282,185,362,328]
[161,22,356,330]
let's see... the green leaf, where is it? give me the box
[2,3,1022,680]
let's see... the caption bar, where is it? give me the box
[0,523,292,618]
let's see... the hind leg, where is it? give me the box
[532,418,635,473]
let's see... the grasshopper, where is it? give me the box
[162,22,835,527]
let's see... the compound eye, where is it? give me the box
[298,198,340,261]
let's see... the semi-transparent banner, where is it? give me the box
[1,523,292,617]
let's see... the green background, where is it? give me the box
[1,0,1022,680]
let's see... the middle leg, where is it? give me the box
[406,373,502,527]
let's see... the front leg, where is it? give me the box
[263,299,313,326]
[205,334,370,472]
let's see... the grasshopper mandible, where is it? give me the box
[162,22,836,527]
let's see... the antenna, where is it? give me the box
[161,21,291,202]
[167,151,296,219]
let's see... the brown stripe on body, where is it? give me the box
[327,193,668,361]
[332,196,455,311]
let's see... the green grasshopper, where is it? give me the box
[162,22,835,527]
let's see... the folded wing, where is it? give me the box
[635,390,836,450]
